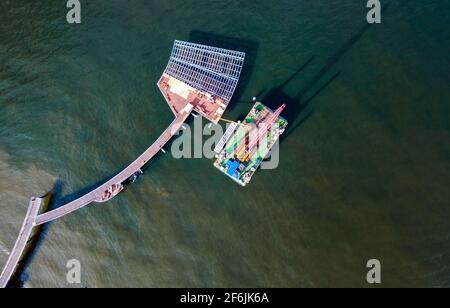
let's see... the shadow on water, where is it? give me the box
[282,70,341,141]
[257,3,391,140]
[258,56,316,134]
[189,30,259,112]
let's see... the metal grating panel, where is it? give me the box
[164,40,245,104]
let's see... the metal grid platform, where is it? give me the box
[164,40,245,104]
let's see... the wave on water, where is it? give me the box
[0,240,11,256]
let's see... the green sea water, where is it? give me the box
[1,0,449,287]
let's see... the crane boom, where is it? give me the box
[237,104,286,161]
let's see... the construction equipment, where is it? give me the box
[237,104,286,162]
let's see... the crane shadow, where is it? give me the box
[259,56,315,126]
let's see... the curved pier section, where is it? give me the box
[35,105,192,226]
[0,197,42,288]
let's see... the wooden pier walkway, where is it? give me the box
[0,104,192,287]
[0,197,42,288]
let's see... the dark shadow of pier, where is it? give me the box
[189,30,259,112]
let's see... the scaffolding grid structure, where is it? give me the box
[163,40,246,104]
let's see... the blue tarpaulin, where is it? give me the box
[226,161,240,177]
